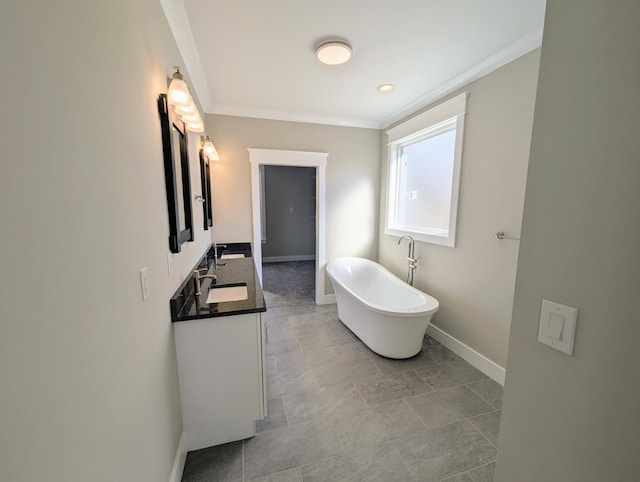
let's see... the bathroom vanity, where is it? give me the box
[170,245,267,451]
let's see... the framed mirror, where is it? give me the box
[199,149,213,230]
[158,93,194,253]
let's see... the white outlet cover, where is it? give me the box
[140,267,150,300]
[538,299,578,355]
[167,252,174,274]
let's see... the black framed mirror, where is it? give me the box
[158,93,194,253]
[199,149,213,230]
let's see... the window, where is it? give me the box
[385,92,467,247]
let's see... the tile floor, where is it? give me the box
[182,262,502,482]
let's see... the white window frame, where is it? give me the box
[385,92,467,247]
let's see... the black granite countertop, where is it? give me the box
[170,245,266,322]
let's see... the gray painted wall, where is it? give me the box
[496,2,640,480]
[378,51,541,368]
[263,166,316,259]
[205,114,382,293]
[0,1,213,480]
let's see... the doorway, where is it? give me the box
[248,148,330,304]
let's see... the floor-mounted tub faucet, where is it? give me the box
[397,235,417,286]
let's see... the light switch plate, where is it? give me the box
[538,299,578,355]
[167,252,174,275]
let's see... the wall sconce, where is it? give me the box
[167,67,204,133]
[201,135,220,161]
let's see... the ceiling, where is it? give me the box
[162,0,546,129]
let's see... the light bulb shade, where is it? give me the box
[186,119,204,132]
[315,40,352,65]
[167,77,190,107]
[175,98,197,117]
[203,138,220,161]
[181,111,201,123]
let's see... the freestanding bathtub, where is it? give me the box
[326,257,439,359]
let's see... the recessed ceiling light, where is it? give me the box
[315,40,352,66]
[377,83,395,93]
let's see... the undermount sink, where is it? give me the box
[206,284,248,304]
[220,253,245,259]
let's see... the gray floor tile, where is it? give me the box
[440,473,473,482]
[298,328,357,349]
[355,370,432,405]
[300,442,414,481]
[284,382,366,425]
[312,358,382,387]
[256,397,289,433]
[307,303,339,314]
[422,335,441,347]
[243,419,343,480]
[421,343,458,363]
[405,386,494,428]
[416,358,488,390]
[368,349,439,375]
[248,467,303,482]
[181,441,243,482]
[275,343,367,375]
[266,337,301,357]
[393,421,497,481]
[316,318,357,337]
[466,379,503,409]
[331,400,426,451]
[287,311,329,326]
[264,305,311,320]
[267,323,321,342]
[468,411,501,447]
[467,462,495,482]
[266,356,278,379]
[267,368,318,400]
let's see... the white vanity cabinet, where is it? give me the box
[174,312,267,451]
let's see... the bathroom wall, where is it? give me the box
[378,50,541,369]
[263,166,316,260]
[0,1,212,480]
[205,114,381,288]
[496,2,640,480]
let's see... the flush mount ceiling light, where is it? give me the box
[315,40,352,66]
[377,83,395,93]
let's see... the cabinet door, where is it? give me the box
[174,313,264,451]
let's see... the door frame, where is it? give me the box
[248,148,331,305]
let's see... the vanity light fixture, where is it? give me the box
[315,40,352,66]
[167,68,190,107]
[202,136,220,161]
[186,119,204,133]
[166,67,205,133]
[175,97,197,117]
[377,83,395,93]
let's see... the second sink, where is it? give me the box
[206,284,248,304]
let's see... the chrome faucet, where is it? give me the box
[213,243,227,268]
[194,268,217,296]
[397,235,417,286]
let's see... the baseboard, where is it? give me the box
[169,431,187,482]
[426,324,506,386]
[262,255,316,263]
[317,293,336,305]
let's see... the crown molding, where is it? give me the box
[381,27,543,129]
[208,104,382,129]
[159,0,213,111]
